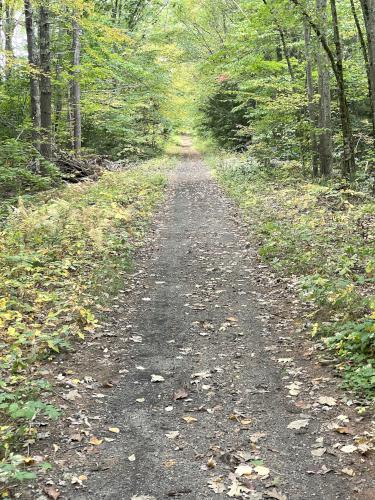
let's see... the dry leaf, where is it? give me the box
[254,465,270,478]
[89,436,103,446]
[341,444,357,454]
[227,477,250,497]
[235,464,253,477]
[207,476,225,493]
[240,419,252,426]
[131,496,156,500]
[287,419,309,430]
[43,485,60,500]
[182,416,197,423]
[207,457,217,468]
[265,489,287,500]
[108,427,120,434]
[318,396,336,406]
[174,387,189,400]
[63,390,81,401]
[342,468,355,477]
[165,431,179,439]
[311,448,326,457]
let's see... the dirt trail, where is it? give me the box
[58,145,374,500]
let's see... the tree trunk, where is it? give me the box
[24,0,41,152]
[330,0,356,176]
[54,23,64,135]
[0,1,3,73]
[290,0,355,176]
[315,0,332,177]
[4,2,15,79]
[70,17,82,153]
[359,0,375,141]
[303,21,319,176]
[39,4,52,159]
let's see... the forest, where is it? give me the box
[0,0,374,497]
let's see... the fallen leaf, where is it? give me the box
[63,390,81,402]
[89,436,103,446]
[151,374,165,383]
[335,427,352,435]
[265,489,287,500]
[318,396,336,407]
[250,432,267,444]
[287,419,309,430]
[207,476,225,493]
[43,485,60,500]
[207,457,217,468]
[254,465,270,478]
[235,464,253,477]
[240,419,252,426]
[174,387,189,400]
[164,459,176,468]
[341,445,357,454]
[165,431,179,439]
[182,416,197,424]
[227,477,250,497]
[342,468,355,477]
[311,448,326,457]
[108,427,120,434]
[131,496,156,500]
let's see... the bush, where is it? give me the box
[0,139,60,198]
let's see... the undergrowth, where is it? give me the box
[0,159,170,487]
[211,153,375,397]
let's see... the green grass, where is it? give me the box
[210,152,375,397]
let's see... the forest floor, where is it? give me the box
[27,140,375,500]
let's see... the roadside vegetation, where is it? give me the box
[210,152,375,396]
[0,159,169,486]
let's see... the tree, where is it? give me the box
[359,0,375,142]
[24,0,41,153]
[39,3,52,159]
[290,0,356,175]
[303,20,319,176]
[315,0,332,177]
[70,14,82,153]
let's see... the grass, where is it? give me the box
[0,158,172,487]
[209,152,375,397]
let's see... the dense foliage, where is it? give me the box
[0,0,174,198]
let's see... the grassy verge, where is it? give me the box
[209,153,375,397]
[0,158,172,486]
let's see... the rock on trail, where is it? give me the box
[62,146,373,500]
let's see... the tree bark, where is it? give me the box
[70,17,82,153]
[39,4,52,159]
[4,1,15,79]
[315,0,332,177]
[330,0,356,176]
[24,0,41,152]
[303,21,319,177]
[359,0,375,141]
[290,0,356,176]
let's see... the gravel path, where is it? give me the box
[62,148,373,500]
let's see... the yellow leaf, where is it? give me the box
[108,427,120,434]
[89,436,103,446]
